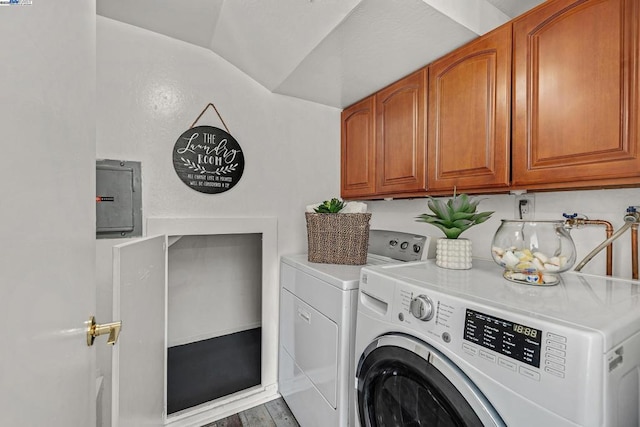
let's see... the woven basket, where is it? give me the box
[305,212,372,265]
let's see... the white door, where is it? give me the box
[0,0,97,426]
[113,236,167,427]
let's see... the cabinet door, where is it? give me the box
[376,69,427,194]
[513,0,640,189]
[341,96,376,198]
[428,24,511,192]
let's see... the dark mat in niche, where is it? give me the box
[167,327,261,414]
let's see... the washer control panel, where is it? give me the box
[409,295,434,321]
[463,308,542,368]
[392,283,580,390]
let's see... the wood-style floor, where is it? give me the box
[202,398,299,427]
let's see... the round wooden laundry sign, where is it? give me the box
[172,125,244,194]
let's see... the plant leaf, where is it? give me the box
[314,198,345,213]
[451,211,476,221]
[474,211,494,224]
[426,198,449,221]
[444,227,462,239]
[416,193,493,238]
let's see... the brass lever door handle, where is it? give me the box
[87,316,122,346]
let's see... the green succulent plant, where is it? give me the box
[416,193,493,239]
[314,198,345,213]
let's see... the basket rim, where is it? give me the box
[305,212,371,215]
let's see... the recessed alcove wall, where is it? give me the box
[167,233,262,346]
[146,217,278,425]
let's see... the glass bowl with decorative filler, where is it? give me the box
[491,220,576,286]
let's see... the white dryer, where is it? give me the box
[278,230,434,427]
[355,259,640,427]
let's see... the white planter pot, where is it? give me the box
[436,238,472,270]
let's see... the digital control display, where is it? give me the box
[463,309,542,368]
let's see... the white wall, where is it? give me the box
[96,17,341,252]
[167,234,262,346]
[95,15,341,343]
[367,188,640,279]
[95,16,341,426]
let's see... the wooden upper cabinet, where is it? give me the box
[428,24,511,192]
[375,68,427,194]
[341,96,376,198]
[512,0,640,189]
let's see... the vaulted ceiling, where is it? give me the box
[97,0,546,108]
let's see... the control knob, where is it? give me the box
[409,295,434,321]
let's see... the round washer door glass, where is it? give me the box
[356,335,504,427]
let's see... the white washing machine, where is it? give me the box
[278,230,434,427]
[354,258,640,427]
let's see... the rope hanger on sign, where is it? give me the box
[189,102,231,134]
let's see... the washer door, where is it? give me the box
[356,334,505,427]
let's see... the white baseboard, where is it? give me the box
[164,383,279,427]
